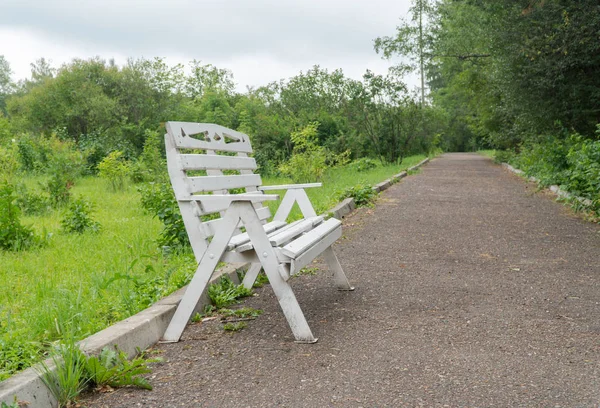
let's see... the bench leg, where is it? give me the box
[322,247,354,291]
[242,263,262,290]
[240,204,317,343]
[162,205,241,343]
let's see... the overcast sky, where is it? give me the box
[0,0,416,91]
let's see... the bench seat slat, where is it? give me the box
[227,220,287,250]
[203,207,272,237]
[268,217,324,247]
[290,226,342,273]
[234,219,305,252]
[281,218,342,259]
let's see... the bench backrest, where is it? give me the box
[164,122,271,259]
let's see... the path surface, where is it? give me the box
[85,153,600,407]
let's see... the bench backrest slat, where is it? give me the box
[166,122,253,153]
[165,122,271,259]
[179,154,257,171]
[188,174,263,194]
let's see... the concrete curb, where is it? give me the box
[1,157,432,407]
[502,162,594,208]
[370,158,429,195]
[0,264,246,408]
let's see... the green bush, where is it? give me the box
[61,197,100,234]
[130,130,167,183]
[279,123,328,183]
[44,136,86,206]
[0,182,42,251]
[97,151,131,191]
[348,157,378,172]
[46,170,73,207]
[15,184,51,216]
[338,184,377,207]
[138,182,190,250]
[0,142,19,182]
[493,149,515,164]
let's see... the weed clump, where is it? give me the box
[208,275,252,309]
[338,184,377,207]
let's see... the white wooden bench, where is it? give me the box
[161,122,354,343]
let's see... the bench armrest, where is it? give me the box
[259,183,322,191]
[178,194,279,203]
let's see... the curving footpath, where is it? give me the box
[85,153,600,407]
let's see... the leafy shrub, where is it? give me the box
[0,182,42,251]
[207,275,252,309]
[44,136,86,206]
[279,123,328,183]
[15,184,51,216]
[17,135,49,173]
[0,142,19,182]
[130,130,167,183]
[564,135,600,204]
[348,157,378,172]
[493,149,515,164]
[513,139,569,187]
[0,115,12,144]
[61,197,100,234]
[97,151,131,191]
[46,170,72,207]
[338,184,377,207]
[138,182,190,250]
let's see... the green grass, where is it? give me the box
[263,154,427,220]
[0,154,427,381]
[478,150,496,159]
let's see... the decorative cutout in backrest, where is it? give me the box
[164,122,271,249]
[166,122,252,153]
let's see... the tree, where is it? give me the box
[0,56,13,115]
[374,0,437,106]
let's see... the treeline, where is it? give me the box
[378,0,599,212]
[424,0,600,151]
[0,56,442,176]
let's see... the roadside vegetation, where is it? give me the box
[1,0,599,386]
[0,147,427,381]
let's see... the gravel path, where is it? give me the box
[83,153,600,407]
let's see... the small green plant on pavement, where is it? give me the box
[252,272,269,288]
[85,346,161,391]
[207,275,253,309]
[220,307,262,319]
[1,397,21,408]
[223,322,247,332]
[39,342,88,408]
[39,340,161,407]
[338,184,377,207]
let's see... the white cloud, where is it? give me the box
[0,0,417,91]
